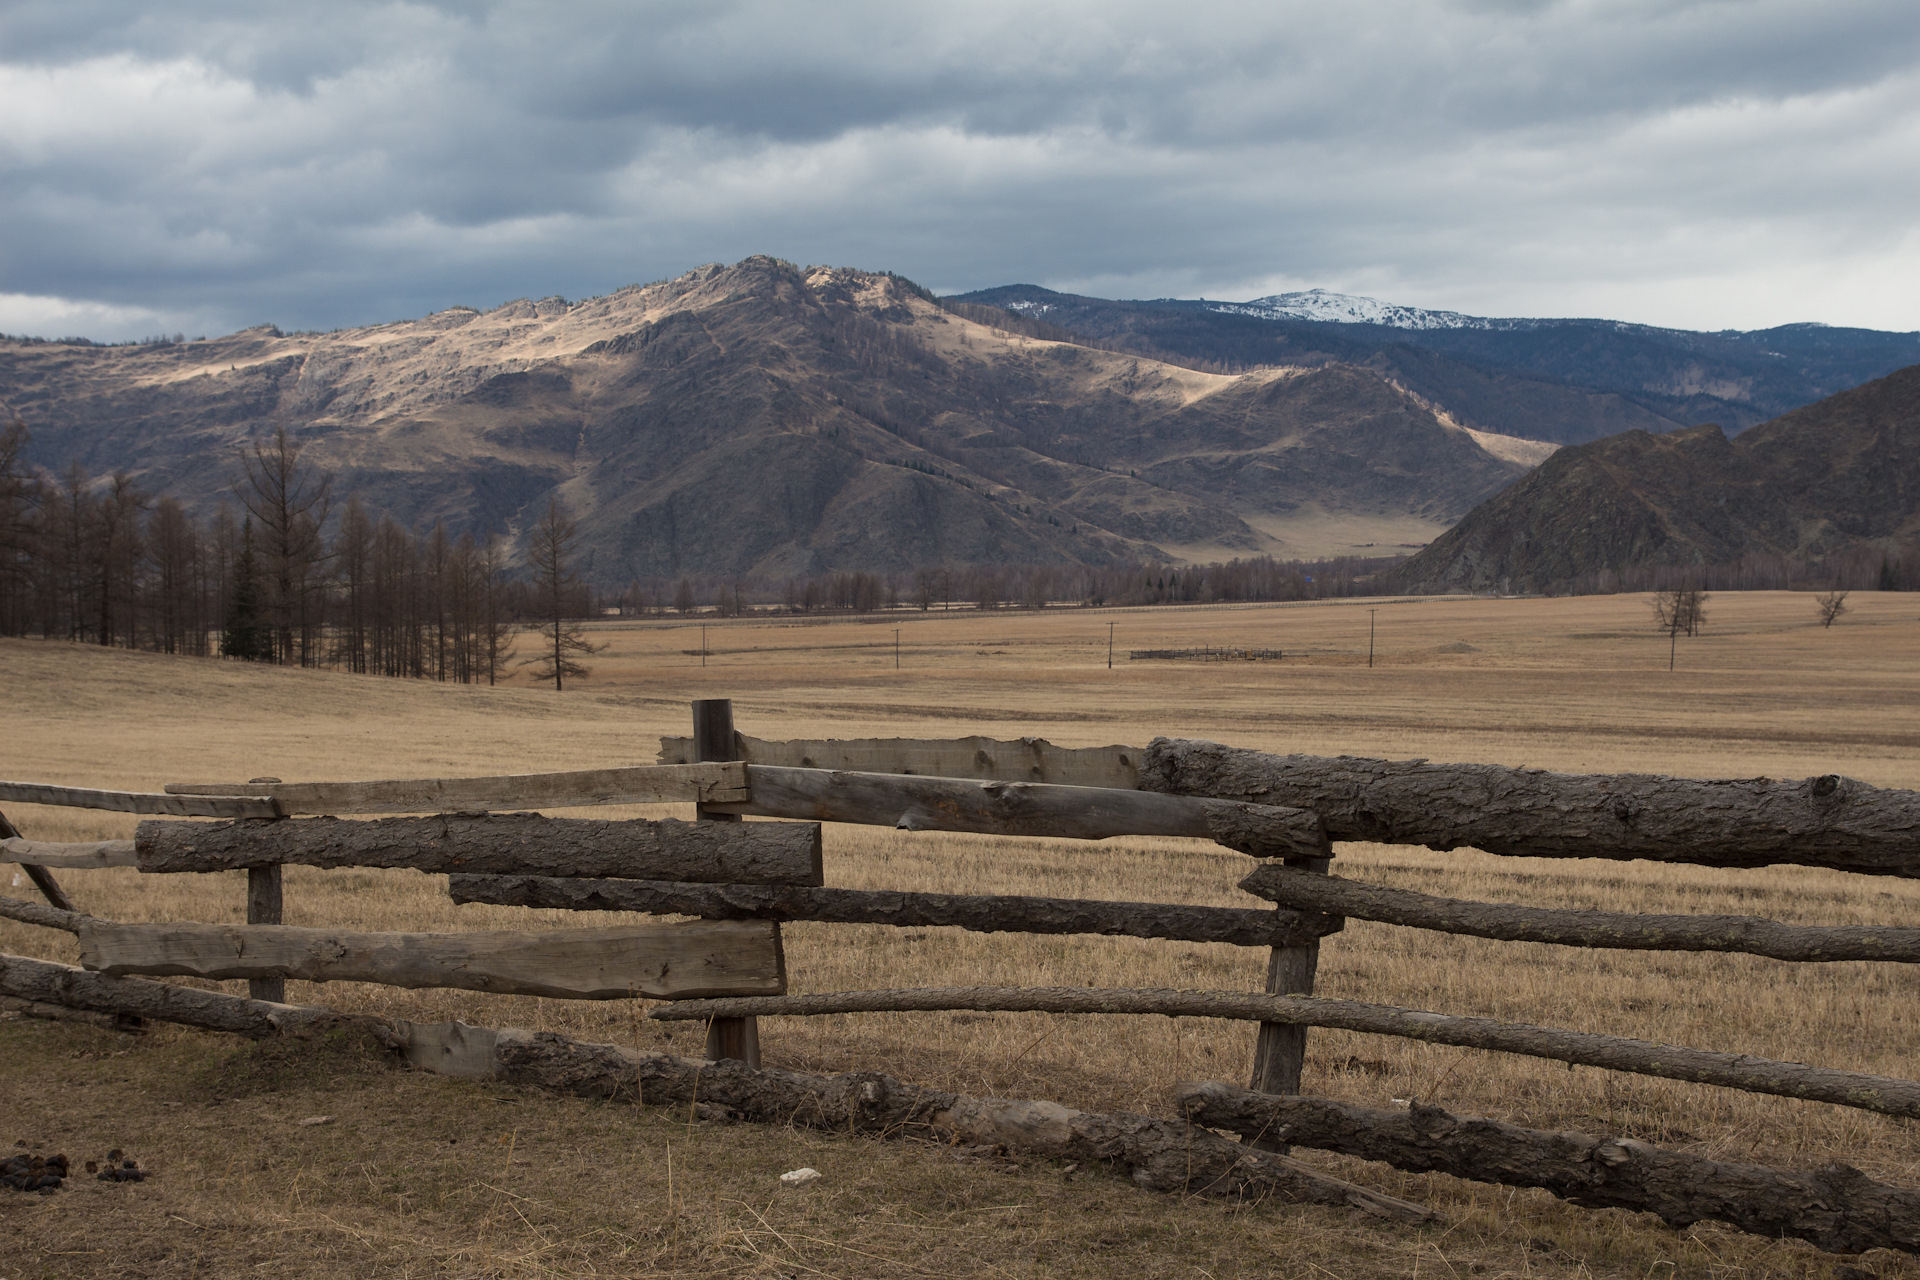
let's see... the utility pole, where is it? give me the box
[894,628,901,669]
[1368,609,1376,669]
[1108,620,1114,670]
[701,623,707,668]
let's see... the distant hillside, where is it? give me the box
[947,285,1920,445]
[0,258,1536,579]
[1392,363,1920,593]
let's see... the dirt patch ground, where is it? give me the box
[3,591,1919,1277]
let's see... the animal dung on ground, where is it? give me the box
[779,1167,822,1187]
[1,1152,68,1192]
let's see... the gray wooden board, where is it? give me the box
[136,813,823,884]
[0,838,137,869]
[161,762,750,815]
[76,918,786,1000]
[0,781,278,818]
[661,734,1143,790]
[707,765,1329,857]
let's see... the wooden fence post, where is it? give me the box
[693,698,762,1068]
[0,809,75,914]
[247,866,285,1003]
[1248,853,1328,1149]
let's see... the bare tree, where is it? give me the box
[1651,587,1708,671]
[235,425,332,665]
[1816,589,1850,628]
[520,498,603,690]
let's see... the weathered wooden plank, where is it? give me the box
[1242,862,1920,962]
[1178,1081,1920,1257]
[661,734,1144,790]
[708,765,1329,857]
[77,918,787,1000]
[651,985,1920,1120]
[0,781,277,818]
[161,761,750,815]
[1144,738,1920,877]
[0,952,1430,1221]
[0,838,138,869]
[447,875,1343,948]
[136,813,824,885]
[0,892,84,933]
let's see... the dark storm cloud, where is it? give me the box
[4,0,1919,338]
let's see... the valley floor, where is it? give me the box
[3,591,1918,1278]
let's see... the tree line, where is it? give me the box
[0,420,559,683]
[0,415,1396,689]
[613,554,1394,617]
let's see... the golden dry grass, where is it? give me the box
[4,589,1920,1278]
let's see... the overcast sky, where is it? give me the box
[4,0,1919,340]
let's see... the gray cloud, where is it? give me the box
[3,0,1919,338]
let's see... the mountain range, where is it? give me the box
[7,260,1916,584]
[1393,363,1920,593]
[952,285,1920,444]
[0,259,1537,579]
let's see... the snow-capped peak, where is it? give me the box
[1211,289,1517,331]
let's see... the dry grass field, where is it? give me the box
[4,589,1920,1278]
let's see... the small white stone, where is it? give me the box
[779,1167,822,1186]
[298,1115,333,1126]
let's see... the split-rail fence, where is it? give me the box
[5,701,1920,1254]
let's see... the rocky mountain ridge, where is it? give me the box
[0,258,1537,580]
[952,284,1920,444]
[1392,363,1920,593]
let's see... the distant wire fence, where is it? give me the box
[7,711,1920,1250]
[1129,646,1285,661]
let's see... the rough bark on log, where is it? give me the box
[0,892,85,932]
[0,781,278,818]
[0,993,146,1033]
[161,762,750,815]
[136,813,824,885]
[1242,862,1920,962]
[1143,738,1920,877]
[0,953,382,1040]
[0,838,138,868]
[651,986,1920,1119]
[707,765,1330,858]
[1177,1081,1920,1256]
[447,874,1343,949]
[0,952,1430,1221]
[77,918,787,1000]
[483,1032,1429,1219]
[660,734,1143,791]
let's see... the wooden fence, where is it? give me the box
[5,704,1920,1254]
